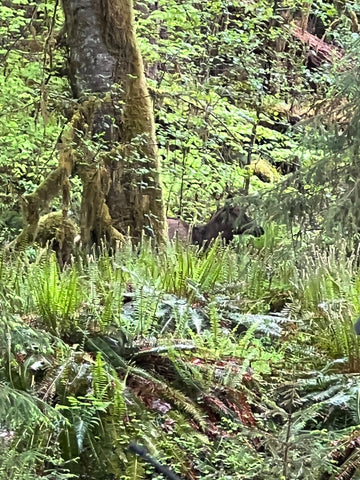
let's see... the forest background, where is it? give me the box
[2,0,360,479]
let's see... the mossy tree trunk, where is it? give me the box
[63,0,166,244]
[17,0,166,249]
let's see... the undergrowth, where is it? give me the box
[1,236,360,479]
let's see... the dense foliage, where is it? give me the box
[2,238,360,479]
[2,0,360,479]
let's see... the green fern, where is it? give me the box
[209,300,221,347]
[0,448,73,480]
[29,255,83,335]
[195,240,225,291]
[124,455,146,480]
[92,353,110,401]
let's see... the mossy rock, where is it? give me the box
[249,158,279,183]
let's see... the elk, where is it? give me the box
[167,204,263,248]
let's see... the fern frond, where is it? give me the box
[92,352,110,401]
[125,455,146,480]
[28,256,83,335]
